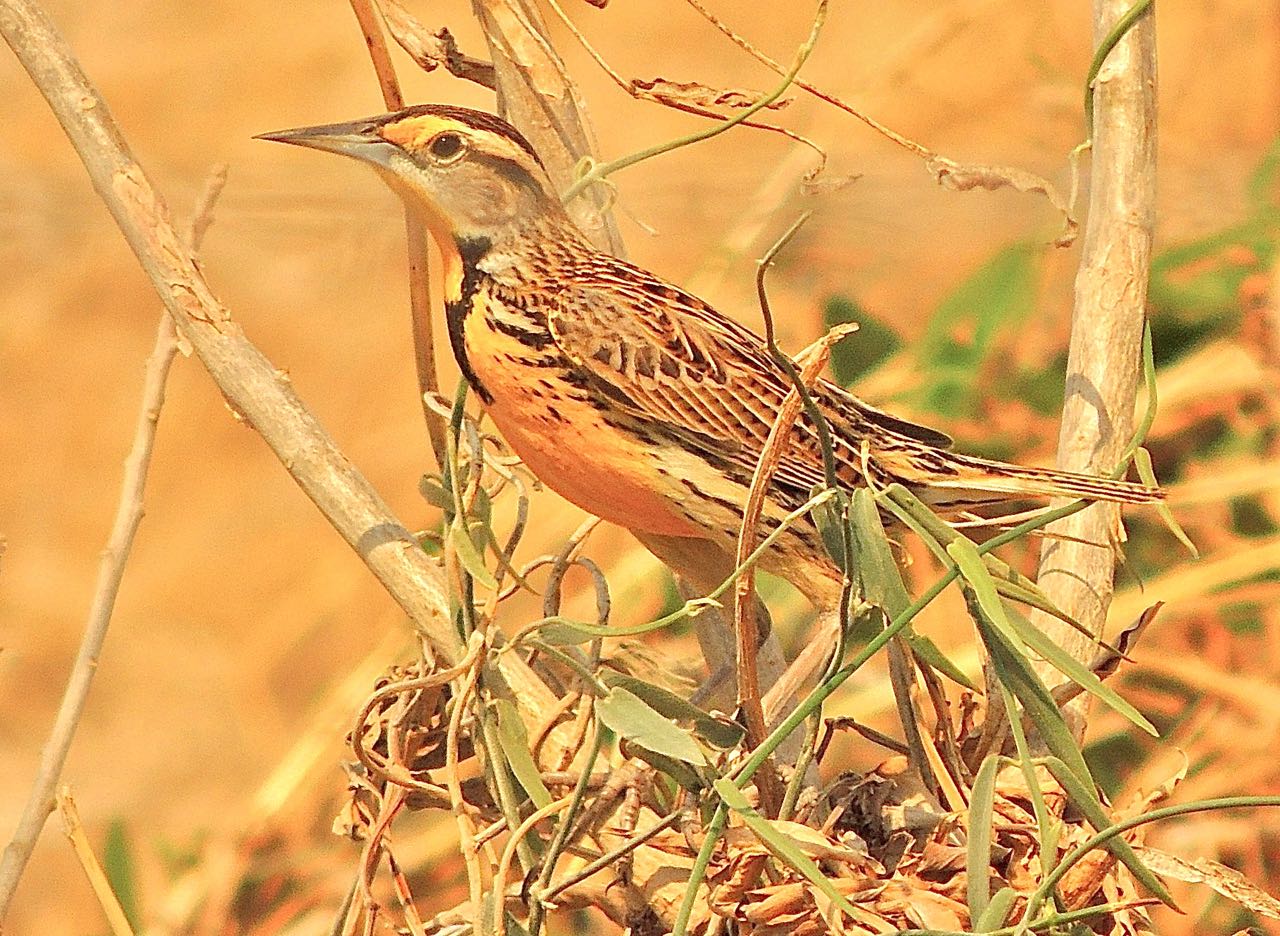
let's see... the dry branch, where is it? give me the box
[0,0,464,666]
[348,0,447,463]
[683,0,1077,239]
[378,0,496,88]
[1031,0,1157,728]
[470,0,625,254]
[0,163,223,918]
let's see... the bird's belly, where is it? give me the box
[465,322,701,537]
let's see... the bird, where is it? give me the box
[257,103,1162,617]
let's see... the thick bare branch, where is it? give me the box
[1032,1,1157,731]
[0,0,464,661]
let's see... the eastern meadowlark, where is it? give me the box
[259,104,1162,615]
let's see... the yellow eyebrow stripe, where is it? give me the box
[378,114,464,149]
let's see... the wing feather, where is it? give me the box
[545,257,958,504]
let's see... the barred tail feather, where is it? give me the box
[915,452,1164,508]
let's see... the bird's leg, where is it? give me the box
[762,607,840,724]
[631,532,786,714]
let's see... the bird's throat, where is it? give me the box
[442,235,495,403]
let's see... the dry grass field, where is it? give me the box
[2,1,1279,933]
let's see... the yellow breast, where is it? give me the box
[461,304,701,538]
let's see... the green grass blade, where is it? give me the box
[1003,605,1157,736]
[975,886,1017,932]
[907,632,977,690]
[966,754,999,924]
[1135,446,1198,557]
[963,595,1093,788]
[850,488,910,614]
[493,699,553,809]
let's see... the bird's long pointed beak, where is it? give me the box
[254,119,399,168]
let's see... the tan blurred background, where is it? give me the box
[2,1,1278,932]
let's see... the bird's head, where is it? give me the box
[257,104,567,252]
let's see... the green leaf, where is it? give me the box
[976,886,1017,932]
[1002,604,1158,737]
[823,296,902,385]
[595,687,707,766]
[850,489,910,615]
[949,534,1156,738]
[906,633,976,691]
[851,489,976,690]
[713,778,861,922]
[601,673,745,750]
[980,615,1093,789]
[534,617,601,646]
[917,242,1040,418]
[626,745,707,792]
[966,755,999,924]
[492,699,553,809]
[990,575,1072,625]
[418,474,450,509]
[1042,757,1177,907]
[1135,446,1198,557]
[103,818,141,932]
[448,518,497,589]
[945,539,1018,641]
[950,541,1095,788]
[813,489,850,571]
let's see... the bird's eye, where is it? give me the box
[427,132,465,162]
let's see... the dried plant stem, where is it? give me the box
[348,0,446,464]
[470,0,624,254]
[562,1,828,205]
[446,635,488,917]
[1031,0,1156,727]
[732,319,843,815]
[56,789,135,936]
[684,0,930,158]
[496,796,574,936]
[542,0,824,160]
[0,159,224,919]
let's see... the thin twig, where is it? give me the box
[683,0,1077,241]
[496,795,574,936]
[542,0,826,165]
[562,0,828,204]
[732,270,848,816]
[527,725,604,936]
[0,164,225,918]
[56,788,135,936]
[347,0,447,464]
[446,634,489,917]
[540,808,686,902]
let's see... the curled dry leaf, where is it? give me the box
[631,77,793,112]
[376,0,496,88]
[926,154,1079,247]
[1135,846,1280,919]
